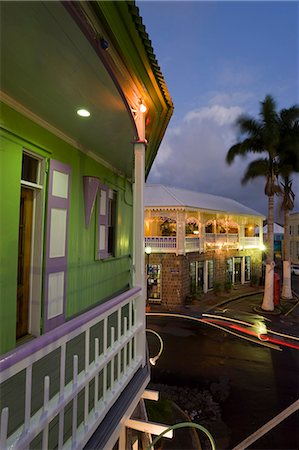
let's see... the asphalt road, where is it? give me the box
[146,313,299,450]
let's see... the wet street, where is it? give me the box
[146,313,299,449]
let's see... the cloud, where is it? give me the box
[184,104,243,126]
[148,101,299,217]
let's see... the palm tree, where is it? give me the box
[226,95,282,311]
[277,108,299,299]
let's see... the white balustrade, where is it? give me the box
[0,288,143,450]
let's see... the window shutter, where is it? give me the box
[83,176,100,228]
[97,184,109,259]
[44,160,71,332]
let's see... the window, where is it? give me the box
[226,258,233,282]
[207,260,214,289]
[108,190,117,256]
[245,256,251,281]
[21,152,41,185]
[96,186,117,259]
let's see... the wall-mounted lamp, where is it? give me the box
[139,101,147,113]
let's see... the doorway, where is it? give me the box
[234,257,242,284]
[17,187,33,339]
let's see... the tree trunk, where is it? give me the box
[261,195,275,311]
[281,208,293,299]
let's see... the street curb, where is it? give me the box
[204,289,264,312]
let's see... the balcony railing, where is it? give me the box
[145,236,177,252]
[145,234,261,254]
[240,236,260,248]
[0,287,144,450]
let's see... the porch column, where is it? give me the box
[176,210,186,255]
[241,256,245,284]
[203,260,208,293]
[133,102,147,367]
[239,225,245,249]
[133,141,146,366]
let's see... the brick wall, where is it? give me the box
[146,249,262,309]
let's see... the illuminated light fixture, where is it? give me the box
[193,230,199,235]
[145,246,152,255]
[139,102,147,113]
[260,244,266,251]
[77,108,90,118]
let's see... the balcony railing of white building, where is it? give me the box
[0,287,144,450]
[145,235,261,254]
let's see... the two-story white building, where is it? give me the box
[144,185,265,308]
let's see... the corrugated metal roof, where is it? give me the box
[263,223,284,234]
[128,1,174,113]
[144,184,264,217]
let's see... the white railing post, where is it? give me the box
[42,376,50,450]
[117,309,122,381]
[72,355,78,444]
[124,317,128,371]
[24,365,32,430]
[58,343,66,449]
[94,338,99,412]
[84,329,90,426]
[0,407,8,450]
[111,327,115,390]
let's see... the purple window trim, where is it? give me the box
[0,287,141,373]
[44,160,71,333]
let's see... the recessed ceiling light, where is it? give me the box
[77,108,90,117]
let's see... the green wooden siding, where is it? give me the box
[0,102,133,354]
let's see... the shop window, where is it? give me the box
[207,260,214,289]
[147,264,161,302]
[245,256,251,281]
[226,258,233,282]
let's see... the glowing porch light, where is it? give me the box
[139,102,147,113]
[77,108,90,117]
[260,244,266,251]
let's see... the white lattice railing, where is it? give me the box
[0,287,144,450]
[185,237,202,252]
[240,236,260,248]
[145,236,177,252]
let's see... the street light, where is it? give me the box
[145,246,152,306]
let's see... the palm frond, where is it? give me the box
[241,158,269,184]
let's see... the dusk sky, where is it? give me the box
[137,1,299,219]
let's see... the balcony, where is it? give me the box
[0,287,147,450]
[144,235,261,255]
